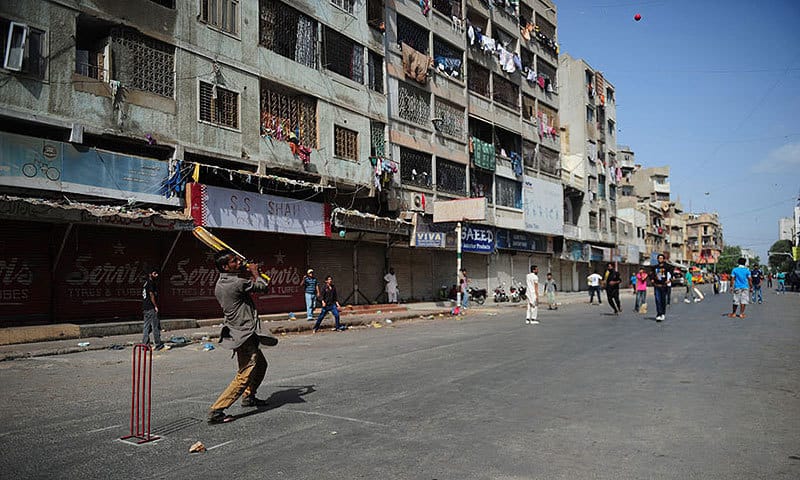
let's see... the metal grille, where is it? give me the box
[470,170,493,204]
[331,0,355,14]
[434,99,464,139]
[535,14,556,39]
[199,81,239,129]
[433,36,463,77]
[493,74,518,110]
[200,0,239,35]
[368,50,384,93]
[334,125,358,161]
[111,27,174,98]
[259,0,317,69]
[537,58,557,83]
[324,28,364,83]
[370,121,385,157]
[436,158,466,195]
[397,15,428,54]
[367,0,385,30]
[468,62,490,97]
[432,0,453,16]
[523,140,536,168]
[496,176,522,209]
[400,148,432,188]
[260,83,318,147]
[397,82,430,125]
[539,146,560,176]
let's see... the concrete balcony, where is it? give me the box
[491,7,519,38]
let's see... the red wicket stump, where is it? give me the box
[120,344,159,444]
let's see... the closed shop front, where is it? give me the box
[433,250,458,295]
[357,242,386,303]
[389,247,436,301]
[463,252,488,291]
[0,221,53,326]
[488,252,512,292]
[309,238,355,304]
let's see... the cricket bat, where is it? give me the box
[192,227,271,282]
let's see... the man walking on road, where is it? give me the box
[652,254,671,322]
[208,251,276,424]
[302,269,320,320]
[313,275,346,332]
[729,258,752,318]
[141,268,164,351]
[604,263,622,315]
[587,270,603,305]
[634,268,648,313]
[684,269,695,303]
[750,265,763,304]
[525,265,540,325]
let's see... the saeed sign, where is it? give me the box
[462,225,494,253]
[190,183,330,236]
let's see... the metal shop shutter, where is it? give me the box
[0,221,52,326]
[433,250,458,294]
[512,254,532,287]
[464,252,489,291]
[577,262,590,290]
[357,242,386,304]
[388,246,412,302]
[308,238,355,305]
[410,249,434,300]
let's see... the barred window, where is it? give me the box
[334,125,358,161]
[367,0,385,31]
[537,57,557,84]
[370,121,385,157]
[200,0,239,35]
[110,27,174,97]
[199,81,239,129]
[367,50,384,93]
[495,127,520,156]
[400,148,432,188]
[523,140,536,169]
[493,74,519,110]
[436,158,466,195]
[323,27,364,83]
[522,95,535,121]
[467,62,489,97]
[259,0,317,69]
[433,99,464,139]
[261,81,318,147]
[396,15,428,54]
[539,146,560,176]
[470,169,493,204]
[496,177,522,209]
[432,0,454,16]
[331,0,355,14]
[397,82,430,125]
[433,36,463,78]
[2,20,46,79]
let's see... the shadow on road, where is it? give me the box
[232,385,316,420]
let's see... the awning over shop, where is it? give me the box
[332,207,412,236]
[0,195,193,231]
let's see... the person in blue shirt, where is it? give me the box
[302,269,320,320]
[750,266,764,304]
[728,258,752,318]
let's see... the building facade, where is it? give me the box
[683,212,723,266]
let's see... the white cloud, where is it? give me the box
[752,142,800,173]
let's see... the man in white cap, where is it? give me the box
[302,268,320,320]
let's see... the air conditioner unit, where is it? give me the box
[402,190,427,213]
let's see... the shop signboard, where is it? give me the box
[462,225,494,253]
[523,175,564,236]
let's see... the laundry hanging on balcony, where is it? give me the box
[470,137,496,172]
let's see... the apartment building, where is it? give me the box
[384,0,567,293]
[684,212,723,266]
[0,0,401,325]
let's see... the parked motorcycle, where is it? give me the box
[493,283,509,303]
[509,278,527,303]
[468,286,487,305]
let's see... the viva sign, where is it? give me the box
[462,225,494,253]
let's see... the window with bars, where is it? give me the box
[367,50,384,93]
[323,27,364,83]
[467,62,490,97]
[522,95,535,121]
[436,158,466,195]
[538,146,560,176]
[523,140,536,169]
[331,0,355,14]
[400,148,432,188]
[470,169,493,204]
[110,27,175,97]
[493,74,519,110]
[396,15,428,54]
[598,174,606,199]
[370,121,385,157]
[367,0,385,30]
[537,58,557,84]
[199,81,239,129]
[334,125,358,161]
[433,99,464,139]
[432,0,455,16]
[494,28,516,53]
[535,14,556,40]
[468,117,493,144]
[259,0,317,69]
[607,119,615,137]
[496,177,522,209]
[200,0,239,35]
[494,127,520,156]
[433,36,463,78]
[397,82,430,125]
[260,81,318,147]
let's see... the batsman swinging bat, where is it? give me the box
[192,227,271,282]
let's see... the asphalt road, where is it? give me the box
[1,290,798,480]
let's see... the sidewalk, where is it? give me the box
[0,290,626,361]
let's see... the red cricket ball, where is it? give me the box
[634,13,642,21]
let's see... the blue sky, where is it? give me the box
[556,0,800,260]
